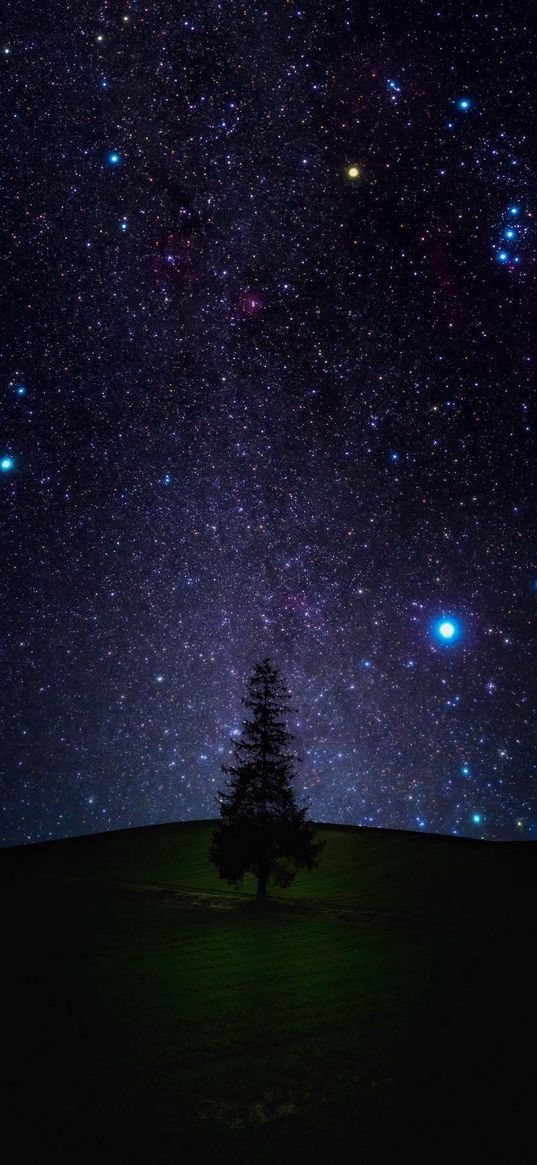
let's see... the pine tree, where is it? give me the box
[209,657,324,902]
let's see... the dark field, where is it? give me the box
[2,821,536,1162]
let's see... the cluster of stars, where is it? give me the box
[496,205,526,267]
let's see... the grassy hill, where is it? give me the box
[3,820,535,1162]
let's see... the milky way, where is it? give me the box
[2,1,537,844]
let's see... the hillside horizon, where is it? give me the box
[3,812,534,853]
[3,816,535,928]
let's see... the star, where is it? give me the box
[347,165,361,179]
[107,152,121,166]
[433,617,461,643]
[1,456,15,472]
[457,97,472,111]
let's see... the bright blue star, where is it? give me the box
[497,250,509,263]
[1,456,15,472]
[107,152,121,165]
[390,451,400,462]
[119,217,128,232]
[457,97,471,111]
[503,228,516,240]
[433,616,461,643]
[15,384,26,396]
[471,812,482,825]
[361,659,373,669]
[162,473,172,485]
[461,765,471,776]
[508,205,520,217]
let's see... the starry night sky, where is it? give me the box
[2,0,537,845]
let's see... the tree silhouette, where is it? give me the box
[209,657,324,902]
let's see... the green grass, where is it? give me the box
[2,820,535,1162]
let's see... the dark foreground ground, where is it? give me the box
[2,820,536,1163]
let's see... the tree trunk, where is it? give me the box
[257,870,268,902]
